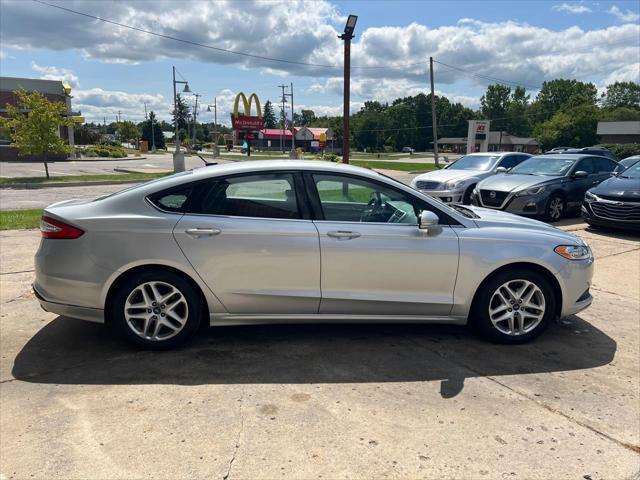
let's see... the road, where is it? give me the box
[0,221,638,479]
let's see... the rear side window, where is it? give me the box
[148,185,193,212]
[188,173,301,219]
[593,157,616,173]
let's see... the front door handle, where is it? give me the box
[327,230,361,240]
[185,228,221,237]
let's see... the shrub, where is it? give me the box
[596,143,640,159]
[324,153,338,162]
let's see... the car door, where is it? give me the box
[173,172,321,314]
[567,158,595,209]
[308,172,459,316]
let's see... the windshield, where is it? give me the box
[614,157,640,173]
[509,156,575,176]
[448,155,500,171]
[619,162,640,179]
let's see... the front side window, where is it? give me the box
[497,155,520,170]
[313,174,419,224]
[189,173,300,219]
[574,158,595,175]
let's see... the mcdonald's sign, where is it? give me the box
[232,92,263,130]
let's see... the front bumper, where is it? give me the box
[582,201,640,231]
[471,190,548,216]
[417,188,465,203]
[555,256,594,318]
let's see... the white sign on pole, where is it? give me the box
[467,120,491,153]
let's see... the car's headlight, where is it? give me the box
[584,191,598,203]
[515,185,546,197]
[554,245,592,260]
[445,180,466,190]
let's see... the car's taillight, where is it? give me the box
[40,216,84,239]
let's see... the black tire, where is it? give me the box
[544,194,565,222]
[472,269,556,344]
[110,269,203,349]
[462,185,475,205]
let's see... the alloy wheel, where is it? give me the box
[548,197,563,221]
[124,281,189,341]
[488,279,546,336]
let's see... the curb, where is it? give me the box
[0,179,147,189]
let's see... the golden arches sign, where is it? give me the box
[231,92,263,130]
[233,92,262,118]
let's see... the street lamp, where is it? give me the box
[172,66,191,172]
[339,14,357,164]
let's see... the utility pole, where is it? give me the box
[290,82,295,155]
[191,93,201,149]
[429,57,440,167]
[339,16,357,164]
[171,66,191,172]
[278,84,288,153]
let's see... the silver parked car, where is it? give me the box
[35,161,593,349]
[411,152,531,204]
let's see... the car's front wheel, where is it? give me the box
[545,194,565,222]
[111,270,203,349]
[473,269,555,344]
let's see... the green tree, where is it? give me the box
[414,93,430,151]
[140,111,166,150]
[0,88,74,178]
[74,124,101,145]
[601,81,640,110]
[263,100,277,128]
[118,120,139,144]
[300,109,316,126]
[504,86,531,137]
[480,84,512,131]
[172,94,190,132]
[534,103,599,149]
[533,79,598,120]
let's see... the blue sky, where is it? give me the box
[1,0,638,124]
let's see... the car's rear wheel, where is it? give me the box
[545,194,565,222]
[111,270,203,349]
[472,269,555,344]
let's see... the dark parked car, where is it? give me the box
[558,147,618,162]
[582,160,640,231]
[613,155,640,174]
[471,154,618,221]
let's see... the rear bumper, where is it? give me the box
[33,284,104,323]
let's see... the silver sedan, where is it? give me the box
[34,160,594,349]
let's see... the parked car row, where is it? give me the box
[412,149,639,231]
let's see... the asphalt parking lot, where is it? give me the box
[1,220,638,479]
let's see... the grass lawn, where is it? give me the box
[0,172,169,185]
[0,209,42,230]
[349,160,442,172]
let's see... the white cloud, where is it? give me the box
[607,5,640,22]
[552,3,592,14]
[31,62,80,87]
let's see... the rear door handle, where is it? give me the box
[185,228,221,237]
[327,230,361,240]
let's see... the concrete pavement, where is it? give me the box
[0,221,638,479]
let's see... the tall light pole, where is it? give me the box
[172,66,191,172]
[206,97,220,158]
[191,93,201,150]
[339,14,357,164]
[429,57,440,167]
[278,84,288,153]
[290,82,295,156]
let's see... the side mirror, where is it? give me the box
[495,166,507,174]
[573,170,588,178]
[418,210,439,230]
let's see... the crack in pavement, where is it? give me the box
[596,247,640,260]
[0,269,35,276]
[223,387,245,480]
[590,285,639,302]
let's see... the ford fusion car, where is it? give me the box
[471,154,618,221]
[411,152,531,204]
[582,159,640,231]
[35,161,593,349]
